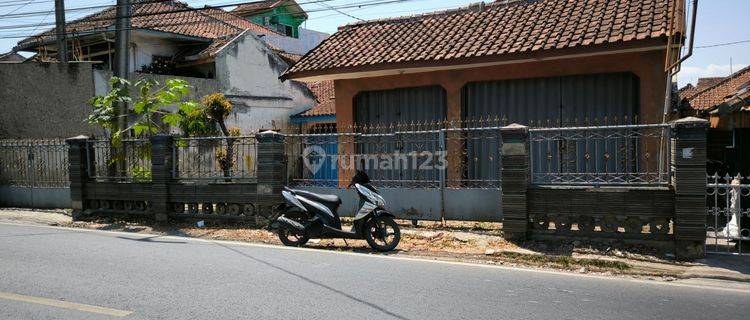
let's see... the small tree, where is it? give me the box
[88,77,244,180]
[202,93,235,179]
[87,77,210,177]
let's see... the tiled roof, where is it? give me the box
[273,49,303,65]
[297,80,335,117]
[687,66,750,111]
[232,0,283,16]
[232,0,305,17]
[16,0,278,54]
[284,0,681,79]
[679,77,726,101]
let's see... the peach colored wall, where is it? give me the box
[334,49,669,130]
[332,49,670,185]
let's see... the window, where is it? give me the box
[285,25,294,37]
[276,24,294,37]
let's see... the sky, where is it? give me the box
[1,0,748,87]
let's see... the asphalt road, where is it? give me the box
[1,222,749,320]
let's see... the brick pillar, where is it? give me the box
[256,131,286,215]
[670,117,709,259]
[65,135,92,220]
[149,134,174,222]
[500,124,530,240]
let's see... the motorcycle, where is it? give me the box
[273,171,401,252]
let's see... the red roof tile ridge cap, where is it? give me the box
[688,65,750,101]
[338,0,534,30]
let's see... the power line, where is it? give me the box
[0,0,415,40]
[696,39,750,49]
[316,0,365,21]
[1,0,35,15]
[0,0,55,9]
[0,0,332,19]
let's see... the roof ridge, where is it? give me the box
[198,4,284,36]
[195,5,245,35]
[688,65,750,101]
[338,0,531,30]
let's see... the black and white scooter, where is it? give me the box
[274,171,401,252]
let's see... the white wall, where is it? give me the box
[129,32,184,72]
[214,31,316,132]
[261,28,329,56]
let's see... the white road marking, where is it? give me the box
[2,221,750,294]
[0,291,133,317]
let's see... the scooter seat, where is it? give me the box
[286,188,342,206]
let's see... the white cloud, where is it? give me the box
[676,64,748,87]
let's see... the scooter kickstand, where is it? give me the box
[343,239,349,247]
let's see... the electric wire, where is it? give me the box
[0,0,414,40]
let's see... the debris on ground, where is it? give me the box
[3,208,749,282]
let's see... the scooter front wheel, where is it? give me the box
[278,225,309,247]
[365,216,401,252]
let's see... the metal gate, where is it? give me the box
[706,174,750,255]
[462,72,640,126]
[0,139,70,208]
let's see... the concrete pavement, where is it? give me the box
[1,222,749,319]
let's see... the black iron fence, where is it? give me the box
[172,136,258,182]
[0,139,69,188]
[86,139,152,182]
[529,123,672,186]
[283,122,504,189]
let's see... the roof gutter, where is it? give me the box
[666,0,698,72]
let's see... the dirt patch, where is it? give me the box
[1,209,706,280]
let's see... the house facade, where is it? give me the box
[282,0,687,189]
[232,0,307,38]
[680,66,750,174]
[2,0,328,138]
[283,0,686,129]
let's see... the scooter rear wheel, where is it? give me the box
[278,225,309,247]
[365,216,401,252]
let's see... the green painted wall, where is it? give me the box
[248,6,305,38]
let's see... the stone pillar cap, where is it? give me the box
[669,116,709,128]
[65,135,90,143]
[258,130,280,135]
[500,123,529,131]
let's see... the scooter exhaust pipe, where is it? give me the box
[277,216,306,233]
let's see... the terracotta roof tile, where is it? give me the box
[678,77,725,101]
[284,0,681,79]
[297,80,335,117]
[232,0,284,16]
[687,66,750,111]
[17,0,278,52]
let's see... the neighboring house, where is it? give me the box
[4,0,327,137]
[680,66,750,174]
[0,51,24,62]
[283,0,686,129]
[233,0,329,55]
[290,80,336,127]
[233,0,307,38]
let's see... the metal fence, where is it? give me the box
[173,136,258,182]
[284,122,503,189]
[87,139,152,182]
[0,139,69,187]
[529,123,671,185]
[706,174,750,255]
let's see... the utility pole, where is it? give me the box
[114,0,131,133]
[54,0,67,62]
